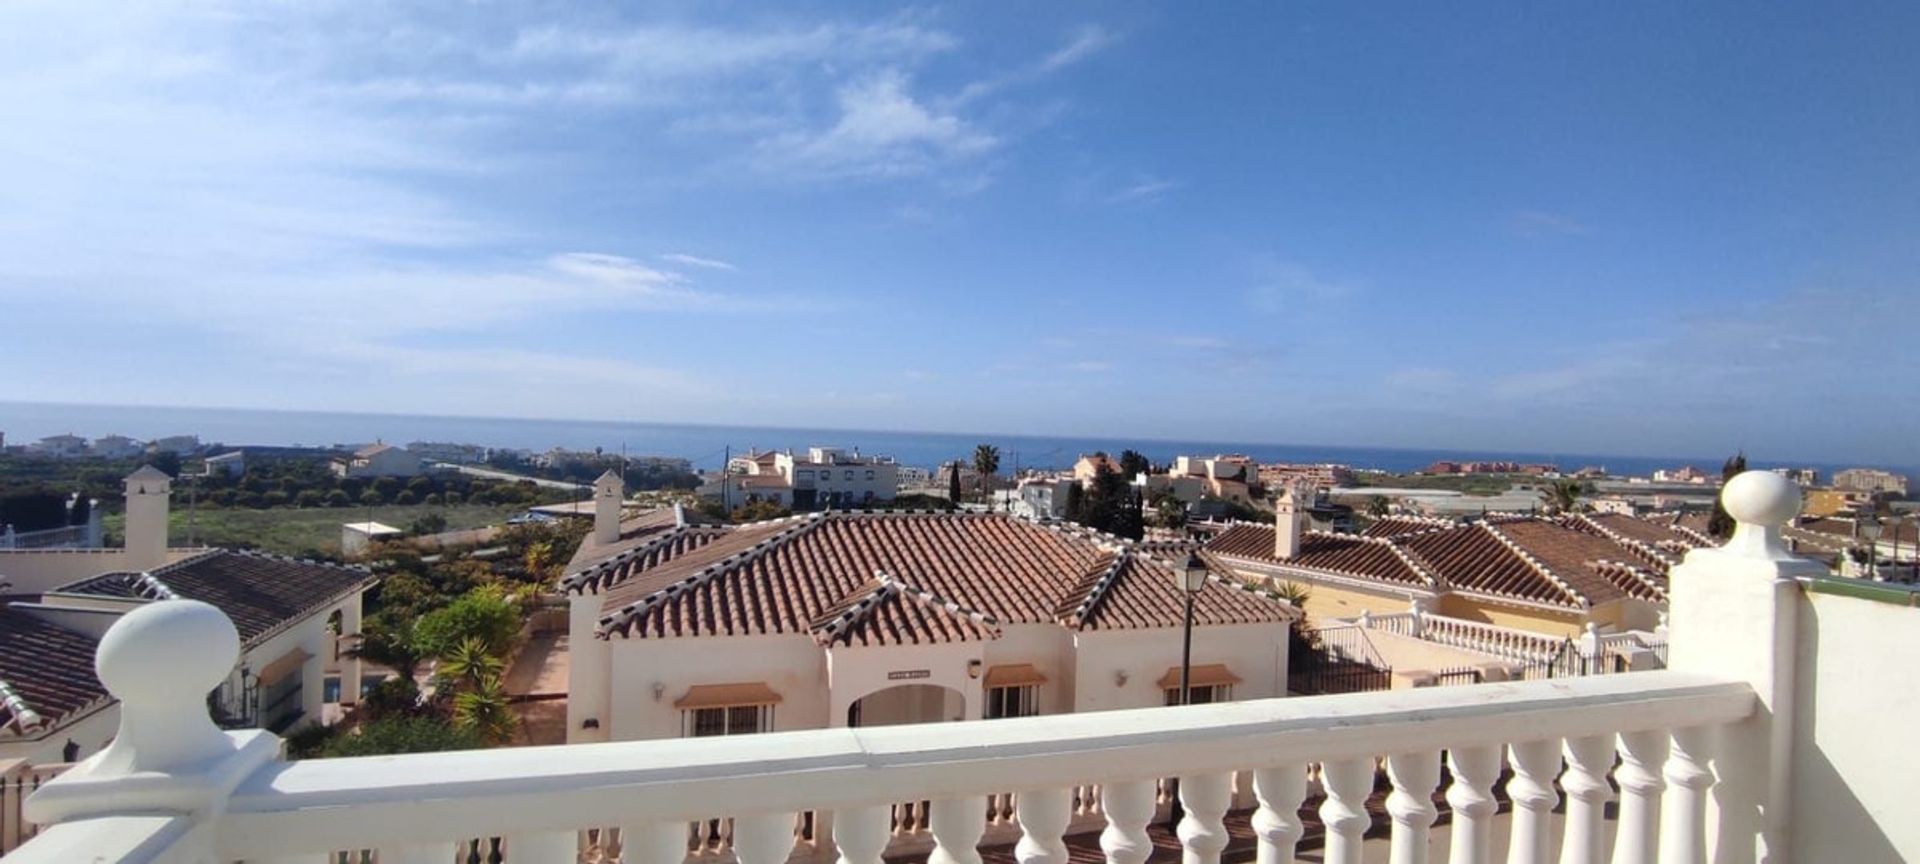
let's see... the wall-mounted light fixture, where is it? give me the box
[652,682,666,701]
[582,718,600,729]
[967,660,983,679]
[1113,670,1129,687]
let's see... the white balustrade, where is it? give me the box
[1318,757,1373,864]
[1097,780,1155,864]
[1505,738,1562,864]
[1612,730,1667,864]
[1012,788,1070,864]
[1250,765,1304,864]
[1175,772,1232,864]
[1558,735,1615,864]
[832,805,889,864]
[732,812,797,864]
[928,797,986,864]
[1657,726,1716,864]
[623,822,688,864]
[504,829,575,863]
[1444,745,1501,864]
[1385,750,1440,864]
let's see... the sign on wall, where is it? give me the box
[887,669,932,681]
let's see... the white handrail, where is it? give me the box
[214,672,1752,857]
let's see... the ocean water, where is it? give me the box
[0,401,1875,478]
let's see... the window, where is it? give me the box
[986,685,1037,719]
[1164,684,1232,706]
[865,470,875,480]
[684,703,774,737]
[844,470,855,480]
[797,470,812,480]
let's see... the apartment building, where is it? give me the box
[1833,467,1909,496]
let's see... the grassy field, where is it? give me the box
[104,504,529,557]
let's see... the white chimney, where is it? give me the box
[593,470,623,546]
[1274,483,1307,559]
[122,466,173,570]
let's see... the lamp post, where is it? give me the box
[1176,551,1208,705]
[1860,516,1883,580]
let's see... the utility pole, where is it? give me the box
[722,445,730,511]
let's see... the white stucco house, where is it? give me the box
[331,443,423,479]
[563,474,1297,753]
[0,467,375,765]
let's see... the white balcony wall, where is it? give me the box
[1789,588,1920,860]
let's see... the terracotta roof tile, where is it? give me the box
[0,608,108,736]
[1206,525,1435,588]
[59,550,374,644]
[1360,517,1454,539]
[596,513,1295,640]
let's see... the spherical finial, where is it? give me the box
[1721,470,1801,529]
[96,600,240,706]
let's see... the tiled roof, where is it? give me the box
[0,608,109,737]
[595,512,1294,640]
[1360,517,1454,539]
[1570,513,1714,566]
[563,507,725,576]
[1206,524,1436,588]
[57,550,374,644]
[1208,514,1678,611]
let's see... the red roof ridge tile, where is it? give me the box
[1055,550,1129,628]
[598,513,829,638]
[563,523,732,595]
[1566,513,1684,568]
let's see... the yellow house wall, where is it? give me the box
[1296,580,1418,623]
[1437,595,1585,638]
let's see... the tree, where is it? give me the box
[1545,480,1588,514]
[972,444,1001,511]
[1365,495,1390,518]
[452,673,518,745]
[350,612,424,681]
[1150,490,1187,528]
[1118,450,1150,480]
[313,716,483,758]
[947,463,962,510]
[412,586,522,659]
[1707,451,1748,538]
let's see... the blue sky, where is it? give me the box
[2,2,1916,465]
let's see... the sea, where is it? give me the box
[0,401,1892,480]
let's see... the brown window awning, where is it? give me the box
[1155,663,1241,690]
[256,648,314,685]
[982,663,1049,689]
[673,682,785,710]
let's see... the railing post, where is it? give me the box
[928,797,986,864]
[1558,734,1614,864]
[833,805,890,864]
[1098,780,1155,864]
[1612,729,1668,864]
[1318,758,1373,864]
[1445,745,1501,864]
[1385,751,1440,864]
[1666,472,1821,864]
[23,600,282,861]
[1013,788,1070,864]
[1175,772,1232,864]
[1505,738,1562,864]
[1250,765,1305,864]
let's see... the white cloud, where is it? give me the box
[756,70,997,180]
[1068,360,1112,373]
[1511,210,1590,237]
[1107,177,1181,204]
[660,253,739,271]
[1245,258,1355,313]
[952,25,1116,106]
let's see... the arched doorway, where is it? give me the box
[846,683,965,728]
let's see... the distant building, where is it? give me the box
[89,435,144,459]
[147,435,203,456]
[405,441,488,464]
[1014,476,1078,519]
[1259,462,1355,489]
[203,450,246,477]
[1137,455,1255,505]
[1769,467,1820,487]
[331,443,423,479]
[1653,466,1713,485]
[30,434,88,459]
[1833,468,1909,496]
[341,521,404,557]
[1071,453,1124,483]
[701,447,900,509]
[1591,496,1639,515]
[896,465,933,488]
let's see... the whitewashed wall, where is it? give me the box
[1789,589,1920,861]
[0,704,119,765]
[1071,621,1286,713]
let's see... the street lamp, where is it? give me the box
[1175,551,1208,705]
[1860,516,1883,579]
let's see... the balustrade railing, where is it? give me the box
[0,761,69,854]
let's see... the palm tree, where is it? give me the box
[438,637,505,692]
[1546,480,1587,514]
[973,444,1001,512]
[348,613,423,681]
[1365,495,1390,518]
[452,673,518,745]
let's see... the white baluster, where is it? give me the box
[732,813,797,864]
[378,843,457,864]
[1657,726,1714,864]
[1318,758,1374,864]
[929,796,987,864]
[505,830,576,863]
[1015,787,1071,864]
[623,822,687,864]
[1505,738,1562,864]
[1177,772,1233,864]
[832,804,890,864]
[1445,745,1502,864]
[1558,735,1614,864]
[1386,751,1440,864]
[1251,765,1305,864]
[1611,730,1668,864]
[1099,779,1156,864]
